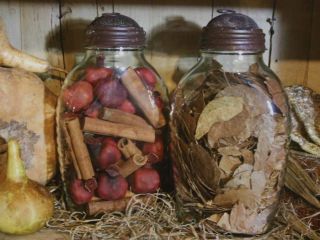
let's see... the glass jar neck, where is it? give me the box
[85,48,145,69]
[201,51,264,73]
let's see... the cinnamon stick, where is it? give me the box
[91,191,133,202]
[118,138,141,159]
[66,118,95,180]
[117,154,147,177]
[83,117,155,143]
[121,67,165,128]
[100,107,153,129]
[61,121,82,179]
[87,198,132,215]
[87,195,153,215]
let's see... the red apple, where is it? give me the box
[85,67,113,86]
[102,137,118,147]
[135,67,157,88]
[132,168,160,193]
[142,136,164,164]
[118,99,136,114]
[63,81,93,112]
[95,78,127,108]
[69,179,93,205]
[96,173,128,200]
[97,140,121,169]
[84,100,102,118]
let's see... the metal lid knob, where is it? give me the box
[201,10,266,52]
[85,13,146,48]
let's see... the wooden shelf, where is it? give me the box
[1,0,319,92]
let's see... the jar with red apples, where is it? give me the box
[57,13,170,213]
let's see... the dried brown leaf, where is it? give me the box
[251,171,266,196]
[189,143,221,193]
[225,164,253,189]
[229,202,249,232]
[229,203,269,234]
[265,77,288,114]
[195,96,244,140]
[217,212,232,231]
[219,155,241,176]
[208,108,255,147]
[218,146,241,156]
[213,188,257,208]
[207,213,222,223]
[241,149,254,165]
[217,84,269,117]
[253,114,276,171]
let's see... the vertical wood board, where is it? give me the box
[270,0,313,87]
[0,0,21,49]
[306,0,320,92]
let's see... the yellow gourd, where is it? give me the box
[0,139,54,235]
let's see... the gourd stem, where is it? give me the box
[7,139,27,182]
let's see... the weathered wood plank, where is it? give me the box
[270,0,313,87]
[306,0,320,92]
[0,0,21,49]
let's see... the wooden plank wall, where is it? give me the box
[0,0,319,93]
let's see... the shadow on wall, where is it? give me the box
[46,18,91,71]
[147,16,202,92]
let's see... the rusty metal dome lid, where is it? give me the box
[201,9,266,52]
[85,12,146,48]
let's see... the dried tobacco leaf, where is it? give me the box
[290,110,320,156]
[195,96,244,140]
[288,154,320,196]
[285,157,320,208]
[286,85,320,146]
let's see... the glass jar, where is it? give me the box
[57,13,169,212]
[170,10,290,235]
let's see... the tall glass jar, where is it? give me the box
[170,10,290,235]
[57,13,169,213]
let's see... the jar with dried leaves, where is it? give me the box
[170,10,290,235]
[57,13,170,212]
